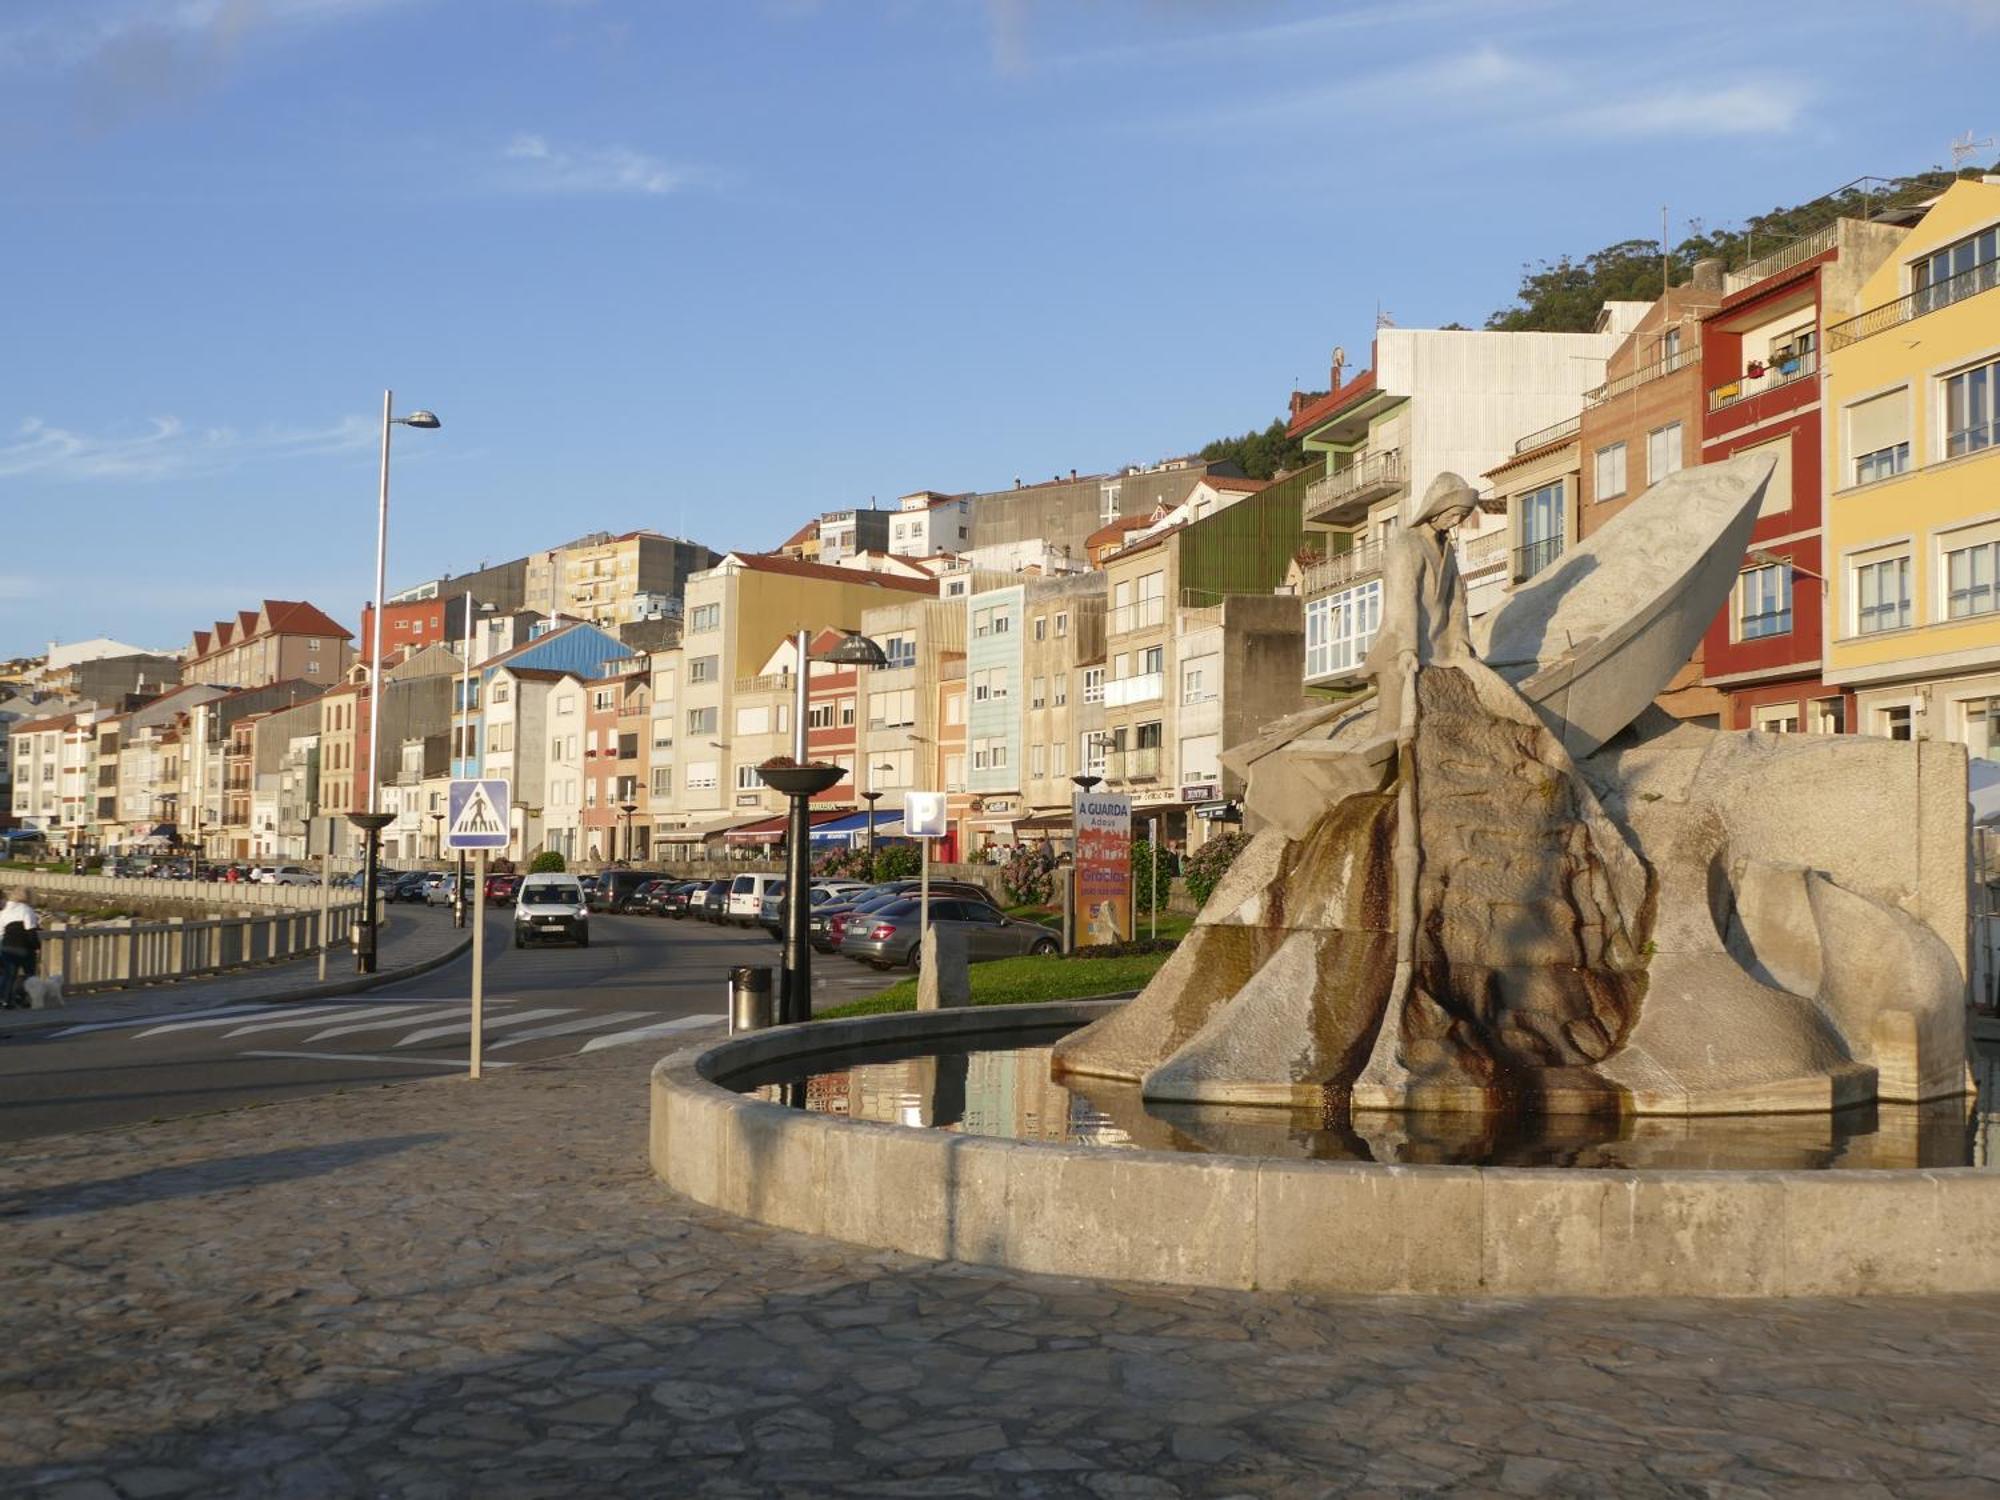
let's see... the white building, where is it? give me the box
[888,491,973,558]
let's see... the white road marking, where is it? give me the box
[51,1003,312,1039]
[486,1011,651,1050]
[394,1008,570,1048]
[243,1049,514,1069]
[578,1013,725,1053]
[303,1004,482,1043]
[220,1002,455,1039]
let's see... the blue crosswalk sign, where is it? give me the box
[446,778,511,850]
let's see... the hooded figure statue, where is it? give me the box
[1363,471,1481,739]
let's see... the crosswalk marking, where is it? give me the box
[54,1003,313,1039]
[487,1011,650,1050]
[304,1004,479,1043]
[220,1002,451,1040]
[579,1014,724,1053]
[244,1049,515,1069]
[395,1008,569,1048]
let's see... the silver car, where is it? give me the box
[839,896,1059,969]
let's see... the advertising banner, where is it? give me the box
[1074,791,1133,945]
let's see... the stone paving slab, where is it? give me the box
[0,909,470,1037]
[3,1038,2000,1498]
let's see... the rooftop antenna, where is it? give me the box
[1661,204,1671,295]
[1951,130,1996,171]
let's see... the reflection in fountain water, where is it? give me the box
[726,1023,1998,1172]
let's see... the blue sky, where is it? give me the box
[3,0,1995,655]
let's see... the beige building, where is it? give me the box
[181,600,353,689]
[1017,581,1107,835]
[523,531,719,629]
[856,598,969,821]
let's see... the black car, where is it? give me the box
[653,881,699,917]
[694,879,732,922]
[594,868,660,914]
[385,872,428,903]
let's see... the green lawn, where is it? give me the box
[1002,904,1195,943]
[817,950,1170,1019]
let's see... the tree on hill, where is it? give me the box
[1485,167,1981,332]
[1199,418,1309,480]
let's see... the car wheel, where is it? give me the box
[577,931,590,948]
[1030,938,1059,956]
[513,932,524,949]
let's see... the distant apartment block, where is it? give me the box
[181,600,354,689]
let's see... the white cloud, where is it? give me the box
[499,134,694,196]
[0,414,375,483]
[1559,80,1810,138]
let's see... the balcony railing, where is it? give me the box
[733,671,794,695]
[1104,747,1161,783]
[1709,347,1818,412]
[1512,413,1581,453]
[1513,534,1564,582]
[1304,449,1407,524]
[1582,347,1696,408]
[1828,258,2000,349]
[1300,541,1385,597]
[1107,597,1166,635]
[1723,223,1839,293]
[1102,672,1164,708]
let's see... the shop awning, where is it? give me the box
[805,810,906,843]
[654,813,768,844]
[1009,808,1074,832]
[723,810,852,843]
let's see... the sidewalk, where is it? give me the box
[2,1038,1997,1497]
[0,908,471,1038]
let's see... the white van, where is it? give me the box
[726,873,782,926]
[514,873,590,948]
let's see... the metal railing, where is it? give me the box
[1709,347,1819,412]
[1512,413,1581,453]
[1829,258,2000,349]
[1513,534,1564,582]
[733,671,794,695]
[1582,347,1697,408]
[1104,747,1161,783]
[1300,541,1385,597]
[39,902,364,995]
[1106,598,1166,635]
[1724,223,1839,293]
[1304,449,1407,522]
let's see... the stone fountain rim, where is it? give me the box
[649,999,2000,1297]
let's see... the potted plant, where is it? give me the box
[756,755,848,798]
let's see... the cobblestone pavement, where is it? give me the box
[4,1041,1999,1498]
[0,907,469,1038]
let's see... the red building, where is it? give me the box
[1696,218,1909,732]
[357,596,475,666]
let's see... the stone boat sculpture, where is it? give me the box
[1052,452,1975,1118]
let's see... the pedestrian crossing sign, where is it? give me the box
[447,778,511,850]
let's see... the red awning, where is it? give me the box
[722,810,850,842]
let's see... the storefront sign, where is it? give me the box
[1179,782,1218,804]
[1074,791,1133,945]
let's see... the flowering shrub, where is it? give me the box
[1000,844,1055,907]
[871,844,920,881]
[529,851,567,874]
[1184,831,1249,908]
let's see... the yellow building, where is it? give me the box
[1824,179,2000,752]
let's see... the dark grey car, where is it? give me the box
[839,897,1059,969]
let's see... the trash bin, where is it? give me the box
[729,965,774,1034]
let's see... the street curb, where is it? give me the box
[1,926,475,1036]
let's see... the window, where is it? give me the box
[1517,480,1564,579]
[592,689,614,711]
[1753,703,1801,734]
[687,761,719,791]
[868,688,915,728]
[1180,733,1220,783]
[1135,721,1162,752]
[1182,657,1215,704]
[1810,697,1846,735]
[555,694,576,715]
[491,681,510,705]
[1947,537,2000,619]
[1030,676,1046,710]
[689,603,720,633]
[1736,563,1792,640]
[1053,741,1066,776]
[1844,390,1909,487]
[1141,644,1164,676]
[1033,616,1046,641]
[944,752,965,789]
[839,697,856,727]
[972,668,1009,702]
[651,767,672,797]
[972,606,1011,637]
[1305,579,1382,678]
[807,698,835,730]
[1055,612,1068,638]
[1030,744,1046,777]
[1594,442,1627,501]
[735,705,771,736]
[883,634,917,669]
[944,691,964,726]
[1944,357,1999,459]
[1661,326,1683,361]
[971,738,1008,771]
[1914,224,2000,313]
[1082,667,1105,704]
[1647,423,1683,484]
[688,656,717,684]
[1856,443,1911,486]
[489,724,514,753]
[1877,705,1913,741]
[876,749,914,786]
[686,706,717,735]
[736,764,763,791]
[1855,555,1912,635]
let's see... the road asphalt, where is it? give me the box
[0,909,887,1143]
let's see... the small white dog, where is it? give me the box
[23,974,65,1009]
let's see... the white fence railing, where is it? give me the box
[38,903,364,995]
[19,873,341,909]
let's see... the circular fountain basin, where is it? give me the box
[649,1000,2000,1296]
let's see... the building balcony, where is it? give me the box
[1708,347,1817,413]
[1304,449,1407,526]
[1828,257,2000,350]
[1512,413,1582,452]
[1722,223,1839,294]
[1300,541,1385,599]
[1106,598,1166,636]
[1513,534,1564,583]
[1581,348,1696,409]
[1102,672,1164,708]
[734,671,794,695]
[1105,747,1161,783]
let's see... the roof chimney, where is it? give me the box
[1691,256,1725,292]
[1330,347,1346,391]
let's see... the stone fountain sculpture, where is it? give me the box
[1053,453,1975,1118]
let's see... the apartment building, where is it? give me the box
[1820,179,2000,749]
[667,553,936,838]
[857,598,967,828]
[1289,318,1641,692]
[967,459,1220,563]
[524,531,719,629]
[888,491,973,558]
[1696,213,1914,732]
[1099,483,1309,844]
[380,733,451,863]
[581,661,652,861]
[935,656,970,861]
[357,593,486,666]
[389,555,529,612]
[1018,579,1107,838]
[817,507,891,565]
[247,699,324,860]
[182,600,353,689]
[8,714,76,837]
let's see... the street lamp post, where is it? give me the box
[354,391,439,971]
[861,790,883,858]
[619,800,638,865]
[762,629,888,1025]
[428,811,444,862]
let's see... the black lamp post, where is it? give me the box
[762,628,888,1025]
[861,790,883,857]
[619,800,638,864]
[427,811,444,862]
[348,810,396,974]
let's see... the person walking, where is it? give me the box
[0,889,41,1009]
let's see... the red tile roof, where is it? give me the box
[1203,474,1270,493]
[776,518,821,550]
[723,553,939,595]
[1287,368,1378,438]
[1085,514,1154,551]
